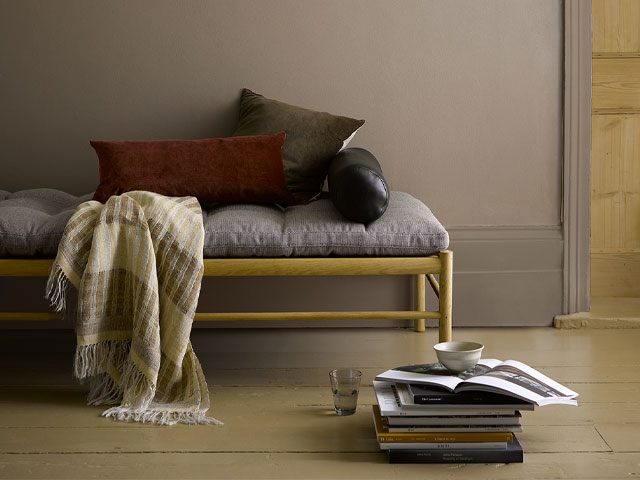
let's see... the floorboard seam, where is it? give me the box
[592,425,614,452]
[3,451,639,456]
[0,450,386,455]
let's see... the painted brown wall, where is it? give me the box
[0,0,564,326]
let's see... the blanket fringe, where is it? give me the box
[101,407,223,426]
[45,262,70,312]
[75,340,155,409]
[74,340,130,379]
[87,373,122,406]
[72,323,223,426]
[118,353,155,408]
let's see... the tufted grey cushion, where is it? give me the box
[202,192,448,257]
[0,190,448,258]
[0,189,94,257]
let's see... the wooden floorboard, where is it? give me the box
[0,327,638,478]
[0,452,638,480]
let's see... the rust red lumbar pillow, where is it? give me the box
[91,132,295,205]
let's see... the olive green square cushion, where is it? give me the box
[232,89,364,204]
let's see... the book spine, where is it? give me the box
[380,408,519,417]
[387,447,523,463]
[380,442,507,450]
[386,413,522,427]
[388,425,522,433]
[377,432,513,443]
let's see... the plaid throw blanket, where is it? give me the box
[46,191,221,426]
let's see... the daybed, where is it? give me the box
[0,188,452,341]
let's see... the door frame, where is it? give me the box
[563,0,591,314]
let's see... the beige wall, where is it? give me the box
[0,0,564,326]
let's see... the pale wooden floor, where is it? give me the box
[1,326,639,479]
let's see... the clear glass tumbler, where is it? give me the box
[329,368,362,416]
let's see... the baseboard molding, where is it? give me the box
[555,315,640,329]
[446,225,563,327]
[554,296,640,329]
[0,225,564,329]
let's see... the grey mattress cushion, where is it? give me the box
[0,189,94,257]
[0,189,448,258]
[203,192,448,257]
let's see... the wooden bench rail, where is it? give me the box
[0,310,441,322]
[0,257,442,277]
[0,251,453,341]
[427,273,440,297]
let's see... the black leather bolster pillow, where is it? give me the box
[328,147,389,224]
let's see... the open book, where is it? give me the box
[375,359,578,406]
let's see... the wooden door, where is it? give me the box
[591,0,640,297]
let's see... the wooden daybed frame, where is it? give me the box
[0,251,452,341]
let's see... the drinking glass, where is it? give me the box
[329,368,362,415]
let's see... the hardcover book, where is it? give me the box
[373,380,524,417]
[380,441,508,450]
[385,418,522,433]
[386,424,522,433]
[375,359,578,407]
[383,424,522,433]
[385,411,522,427]
[387,435,524,463]
[395,383,534,411]
[408,383,531,405]
[372,405,514,443]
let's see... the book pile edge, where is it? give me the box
[372,382,525,464]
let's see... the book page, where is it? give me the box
[373,380,404,416]
[373,381,521,417]
[375,359,502,390]
[457,360,579,406]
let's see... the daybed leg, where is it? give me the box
[413,274,426,332]
[439,250,453,342]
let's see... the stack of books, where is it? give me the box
[373,359,578,464]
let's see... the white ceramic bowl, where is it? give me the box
[434,341,484,373]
